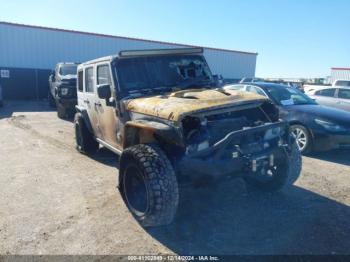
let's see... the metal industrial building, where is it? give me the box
[0,21,257,100]
[331,68,350,84]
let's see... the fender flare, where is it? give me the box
[124,120,183,148]
[75,106,94,134]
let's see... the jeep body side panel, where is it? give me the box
[94,62,122,150]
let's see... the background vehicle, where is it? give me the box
[307,87,350,111]
[304,80,350,95]
[49,62,79,118]
[74,48,301,227]
[239,77,263,83]
[224,82,350,154]
[333,79,350,87]
[0,83,3,107]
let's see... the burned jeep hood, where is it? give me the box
[125,89,268,121]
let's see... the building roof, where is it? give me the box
[0,21,258,56]
[331,67,350,71]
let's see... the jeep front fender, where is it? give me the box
[123,120,183,148]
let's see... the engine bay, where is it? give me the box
[182,101,281,155]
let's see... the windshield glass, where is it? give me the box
[59,65,78,76]
[116,55,213,93]
[265,85,317,106]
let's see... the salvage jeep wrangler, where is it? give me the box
[75,48,301,227]
[49,62,79,118]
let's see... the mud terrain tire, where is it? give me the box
[57,103,67,119]
[244,141,302,192]
[119,144,179,227]
[74,112,99,154]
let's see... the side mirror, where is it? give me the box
[97,84,111,100]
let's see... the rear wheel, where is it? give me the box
[243,141,302,192]
[119,144,179,227]
[74,112,99,154]
[290,124,312,154]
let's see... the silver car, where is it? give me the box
[308,87,350,111]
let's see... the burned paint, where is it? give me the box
[125,89,267,121]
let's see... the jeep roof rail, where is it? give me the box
[119,47,204,57]
[58,62,80,65]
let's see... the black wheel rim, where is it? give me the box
[123,164,149,217]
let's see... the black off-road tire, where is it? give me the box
[244,141,302,192]
[74,112,99,154]
[48,92,56,108]
[119,144,179,227]
[287,141,302,185]
[57,103,67,119]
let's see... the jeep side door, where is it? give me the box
[95,63,122,150]
[79,66,102,138]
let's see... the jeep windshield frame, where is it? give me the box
[113,54,214,98]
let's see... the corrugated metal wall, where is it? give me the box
[0,22,257,99]
[331,69,350,84]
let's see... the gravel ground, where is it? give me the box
[0,101,350,255]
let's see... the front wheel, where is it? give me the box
[57,103,67,119]
[119,144,179,227]
[243,141,302,192]
[48,92,56,108]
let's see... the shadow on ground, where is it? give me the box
[88,147,119,168]
[146,179,350,255]
[308,149,350,166]
[0,100,55,119]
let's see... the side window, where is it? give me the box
[338,89,350,99]
[85,67,94,92]
[97,65,111,85]
[315,88,336,97]
[78,70,83,92]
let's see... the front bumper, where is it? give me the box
[177,122,291,181]
[313,132,350,151]
[57,97,77,108]
[56,84,77,108]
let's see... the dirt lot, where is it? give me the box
[0,101,350,255]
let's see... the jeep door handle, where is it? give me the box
[83,99,90,104]
[95,102,102,107]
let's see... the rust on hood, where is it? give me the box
[125,88,268,121]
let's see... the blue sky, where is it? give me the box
[1,0,349,78]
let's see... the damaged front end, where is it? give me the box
[177,101,292,182]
